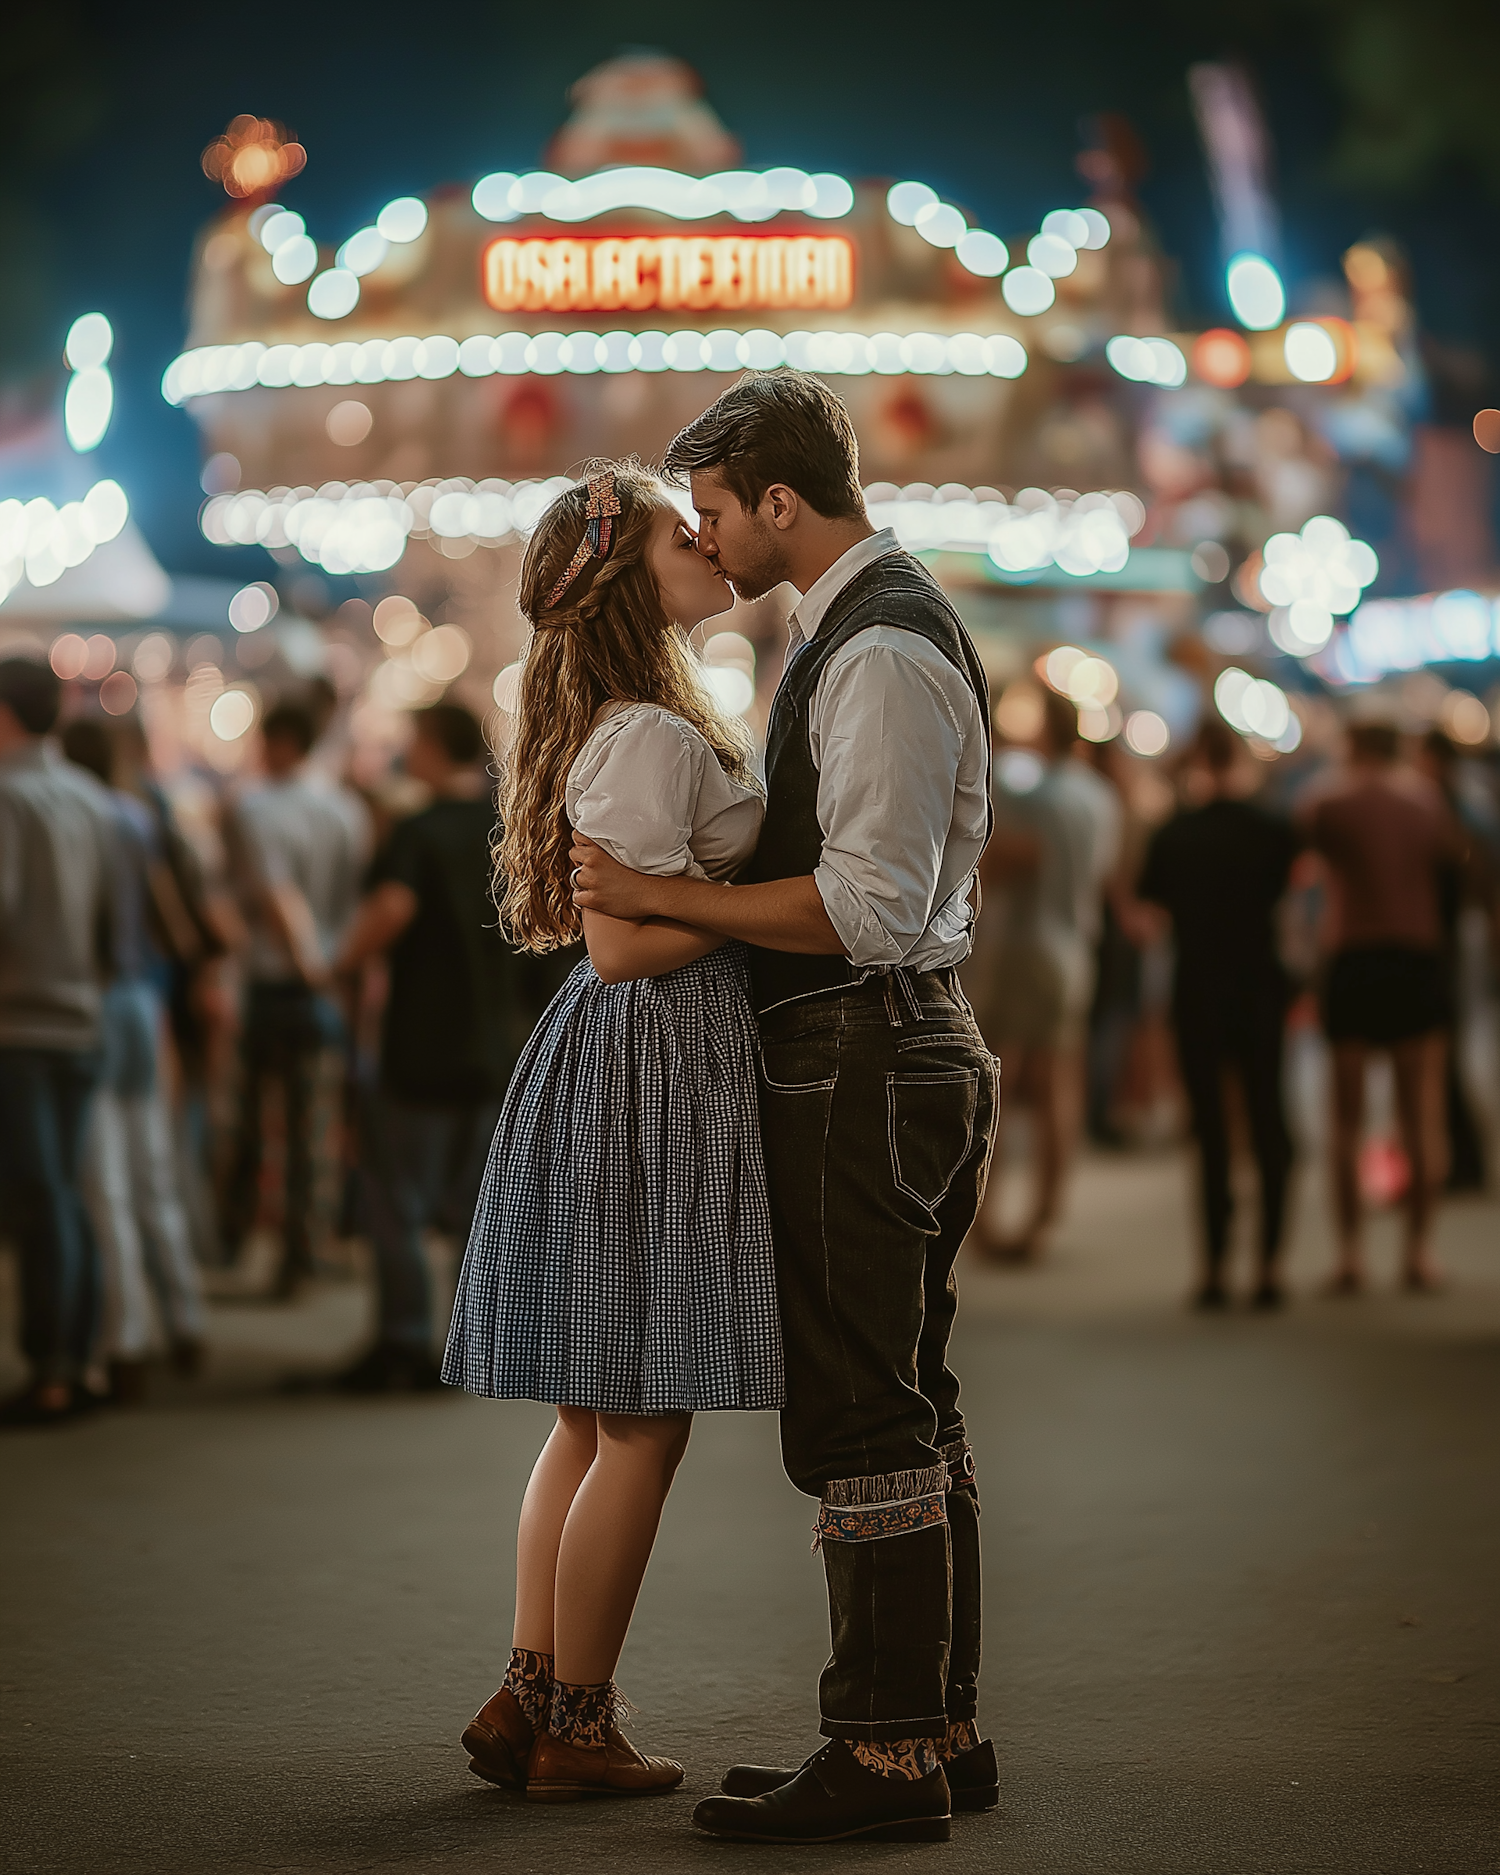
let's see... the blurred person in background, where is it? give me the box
[0,659,115,1427]
[1417,728,1494,1192]
[1082,735,1179,1150]
[967,686,1120,1261]
[1085,891,1144,1148]
[108,714,237,1265]
[222,701,370,1296]
[1304,719,1464,1292]
[304,675,340,746]
[62,718,207,1401]
[1137,720,1300,1308]
[331,704,534,1392]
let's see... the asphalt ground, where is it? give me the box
[2,1148,1498,1874]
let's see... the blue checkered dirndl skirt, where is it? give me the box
[442,942,784,1414]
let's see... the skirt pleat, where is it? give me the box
[442,942,784,1414]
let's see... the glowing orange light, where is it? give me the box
[202,115,307,201]
[1192,327,1252,389]
[100,671,138,716]
[1343,244,1391,294]
[49,634,88,680]
[82,634,117,681]
[482,235,854,314]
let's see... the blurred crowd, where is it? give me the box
[0,653,570,1425]
[966,676,1500,1307]
[2,642,1498,1426]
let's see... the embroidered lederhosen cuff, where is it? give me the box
[941,1437,980,1507]
[813,1463,948,1550]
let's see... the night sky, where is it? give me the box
[7,0,1498,581]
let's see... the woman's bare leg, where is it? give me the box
[1392,1033,1448,1286]
[1330,1042,1366,1287]
[552,1412,692,1686]
[513,1405,599,1654]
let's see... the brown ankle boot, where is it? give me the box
[525,1726,685,1802]
[462,1686,535,1790]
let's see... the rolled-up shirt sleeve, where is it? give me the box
[567,707,708,879]
[811,640,966,966]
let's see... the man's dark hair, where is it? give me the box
[662,369,865,519]
[260,701,316,755]
[0,657,61,735]
[414,702,485,766]
[61,716,115,785]
[1349,721,1399,764]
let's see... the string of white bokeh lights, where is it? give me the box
[195,166,1115,328]
[1,481,131,602]
[199,475,1147,579]
[471,166,855,224]
[162,327,1029,404]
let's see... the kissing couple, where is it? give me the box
[443,369,999,1845]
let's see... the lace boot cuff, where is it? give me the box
[549,1678,626,1748]
[502,1647,554,1733]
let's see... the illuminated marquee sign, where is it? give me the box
[482,235,854,315]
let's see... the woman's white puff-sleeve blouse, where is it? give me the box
[565,703,764,884]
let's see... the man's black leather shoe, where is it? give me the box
[694,1739,951,1843]
[721,1735,999,1812]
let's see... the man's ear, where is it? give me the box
[763,484,800,532]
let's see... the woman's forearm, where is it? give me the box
[583,910,724,984]
[568,836,845,955]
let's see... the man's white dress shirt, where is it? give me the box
[785,529,990,971]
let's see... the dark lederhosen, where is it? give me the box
[749,548,999,1742]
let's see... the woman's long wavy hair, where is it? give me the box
[496,460,755,952]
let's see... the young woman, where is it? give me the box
[443,463,782,1802]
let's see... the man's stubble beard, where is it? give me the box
[719,518,788,604]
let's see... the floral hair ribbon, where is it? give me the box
[545,470,623,607]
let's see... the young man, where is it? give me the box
[1303,719,1462,1292]
[223,703,369,1294]
[0,659,116,1426]
[1137,720,1299,1307]
[333,704,538,1391]
[62,717,207,1396]
[571,371,998,1844]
